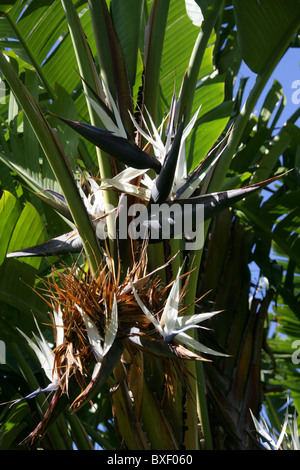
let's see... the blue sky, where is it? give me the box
[235,48,300,329]
[236,47,300,127]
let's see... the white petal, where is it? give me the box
[185,0,204,27]
[291,411,300,450]
[53,305,64,347]
[160,267,181,337]
[83,92,124,137]
[276,410,288,450]
[128,111,165,158]
[103,295,118,357]
[174,106,201,192]
[164,94,177,153]
[176,331,228,357]
[144,107,166,156]
[100,79,127,139]
[91,361,102,380]
[76,304,104,362]
[17,327,54,383]
[8,382,59,408]
[176,311,222,328]
[32,316,55,379]
[182,106,201,143]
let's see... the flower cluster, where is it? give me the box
[10,250,225,443]
[6,75,281,445]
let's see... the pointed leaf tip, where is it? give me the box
[151,120,184,203]
[6,229,83,258]
[49,113,161,174]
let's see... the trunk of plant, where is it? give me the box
[197,210,273,450]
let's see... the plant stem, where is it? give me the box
[61,0,118,256]
[88,0,133,132]
[196,361,213,449]
[183,11,300,449]
[5,12,56,101]
[60,0,111,176]
[111,361,149,449]
[141,377,178,449]
[178,0,225,124]
[175,1,225,449]
[64,408,94,450]
[142,0,170,126]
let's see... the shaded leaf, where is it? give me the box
[233,0,300,74]
[111,0,144,88]
[0,190,20,265]
[0,401,29,450]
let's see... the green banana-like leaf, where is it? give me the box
[143,0,170,126]
[241,187,300,269]
[0,191,48,321]
[0,1,18,15]
[233,0,300,74]
[0,190,47,269]
[0,190,20,265]
[110,0,144,89]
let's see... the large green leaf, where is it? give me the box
[7,201,47,270]
[0,1,19,15]
[233,0,300,74]
[0,191,48,319]
[0,401,30,450]
[0,74,59,195]
[0,190,20,265]
[47,83,79,169]
[159,0,208,107]
[110,0,144,88]
[187,74,232,171]
[187,101,232,171]
[240,186,300,269]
